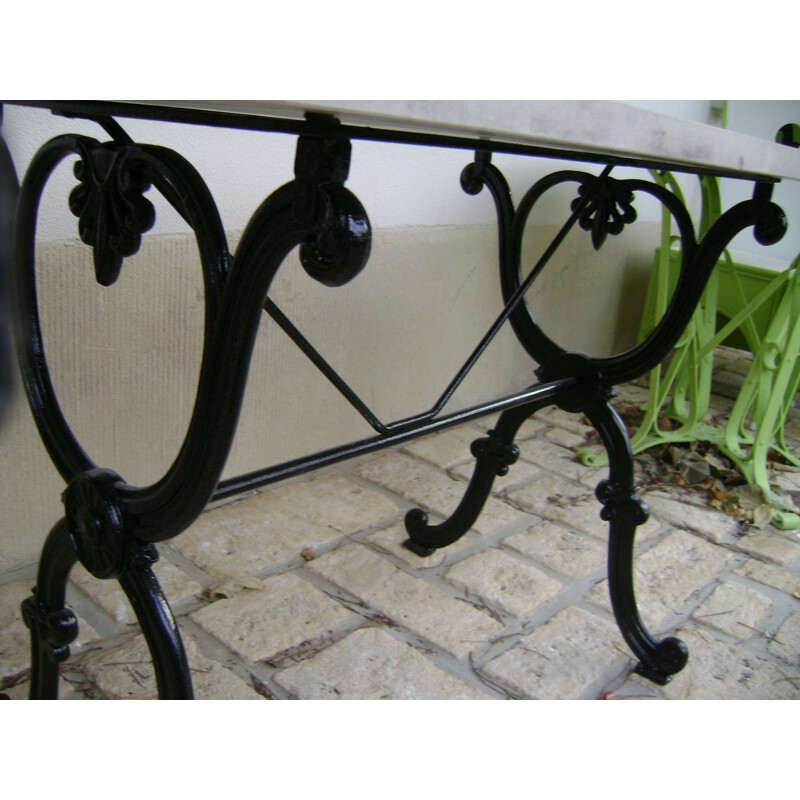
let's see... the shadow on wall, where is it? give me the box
[0,115,19,429]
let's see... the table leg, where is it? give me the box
[12,116,371,698]
[403,397,552,555]
[584,398,689,685]
[22,471,194,699]
[453,152,789,684]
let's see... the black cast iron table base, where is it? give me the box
[2,102,791,698]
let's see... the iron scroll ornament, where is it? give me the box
[405,154,788,684]
[461,153,788,384]
[14,128,372,548]
[68,140,157,286]
[13,122,371,698]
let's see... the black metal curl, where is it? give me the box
[14,124,372,549]
[292,121,371,287]
[118,133,372,543]
[458,162,597,366]
[508,170,697,371]
[466,156,788,389]
[298,182,371,287]
[593,183,786,385]
[13,134,232,487]
[460,159,635,369]
[22,512,193,699]
[459,150,516,307]
[403,397,551,555]
[752,182,788,246]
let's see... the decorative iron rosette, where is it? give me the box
[63,467,128,579]
[68,142,156,286]
[572,175,637,250]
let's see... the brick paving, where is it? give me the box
[2,347,800,699]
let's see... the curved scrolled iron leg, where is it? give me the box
[13,120,370,699]
[61,467,193,698]
[22,471,193,699]
[21,519,79,699]
[584,397,688,685]
[116,546,193,699]
[403,398,551,555]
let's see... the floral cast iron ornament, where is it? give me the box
[69,142,155,286]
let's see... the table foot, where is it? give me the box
[403,397,549,555]
[633,637,689,685]
[401,537,437,557]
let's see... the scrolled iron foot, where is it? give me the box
[402,511,438,557]
[403,433,518,555]
[634,636,689,686]
[403,400,544,556]
[602,494,689,685]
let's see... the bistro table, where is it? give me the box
[2,100,799,699]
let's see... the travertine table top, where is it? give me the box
[136,100,800,181]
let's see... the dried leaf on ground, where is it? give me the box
[736,484,768,510]
[751,504,774,528]
[581,401,791,531]
[202,576,266,600]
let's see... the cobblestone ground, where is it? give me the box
[2,347,800,700]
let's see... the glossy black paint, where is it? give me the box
[404,399,540,555]
[5,103,791,697]
[22,517,193,699]
[585,399,689,684]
